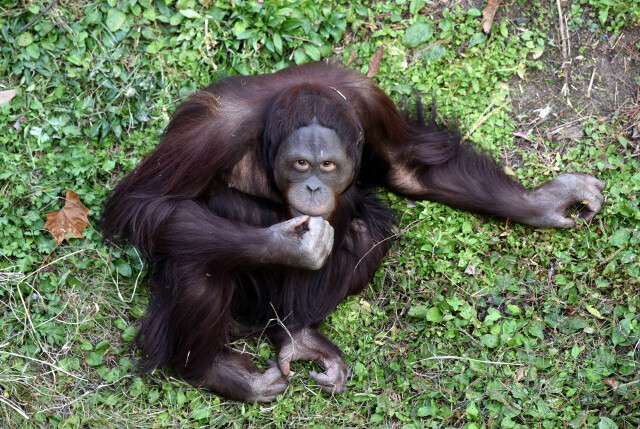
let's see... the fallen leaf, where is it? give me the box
[516,368,525,381]
[464,262,476,275]
[603,378,619,391]
[586,305,604,320]
[45,190,91,244]
[366,45,385,78]
[0,89,18,105]
[482,0,503,34]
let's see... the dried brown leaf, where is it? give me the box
[516,368,525,381]
[45,190,91,244]
[0,89,18,105]
[482,0,503,34]
[603,378,619,391]
[366,45,385,78]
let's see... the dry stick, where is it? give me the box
[281,34,323,46]
[18,0,57,33]
[0,395,29,420]
[587,68,596,98]
[556,0,571,96]
[353,215,429,272]
[0,350,84,380]
[618,379,640,389]
[494,390,519,415]
[460,100,508,143]
[417,355,523,366]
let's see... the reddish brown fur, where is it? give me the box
[101,61,541,401]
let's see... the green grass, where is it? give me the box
[1,0,639,428]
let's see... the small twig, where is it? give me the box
[494,390,520,414]
[281,34,323,46]
[420,38,450,52]
[354,216,429,272]
[110,246,143,303]
[461,99,508,143]
[0,351,84,380]
[618,379,640,389]
[556,0,571,96]
[548,116,596,135]
[577,411,590,428]
[587,68,596,98]
[416,355,523,366]
[18,0,57,33]
[0,395,29,420]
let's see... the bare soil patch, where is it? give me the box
[504,5,640,154]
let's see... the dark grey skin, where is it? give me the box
[265,124,354,271]
[523,173,605,228]
[275,327,348,394]
[274,123,355,218]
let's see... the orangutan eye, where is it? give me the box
[320,161,336,172]
[294,160,309,171]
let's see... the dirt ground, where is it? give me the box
[507,3,639,154]
[510,20,640,149]
[435,0,640,157]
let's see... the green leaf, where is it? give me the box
[423,44,446,62]
[304,44,321,61]
[106,9,127,32]
[426,307,443,323]
[469,32,486,47]
[408,305,442,322]
[115,261,132,277]
[146,40,164,54]
[484,308,502,324]
[16,32,33,47]
[506,305,522,316]
[169,13,184,26]
[598,417,617,429]
[129,378,145,398]
[179,9,201,19]
[528,326,544,339]
[273,33,283,54]
[586,305,604,319]
[86,351,103,367]
[480,334,499,348]
[466,401,479,420]
[501,416,516,429]
[25,43,40,60]
[293,49,309,65]
[403,19,434,48]
[102,159,116,172]
[408,305,429,319]
[609,228,630,247]
[123,326,136,341]
[447,296,461,311]
[190,407,211,420]
[460,305,477,320]
[371,414,384,423]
